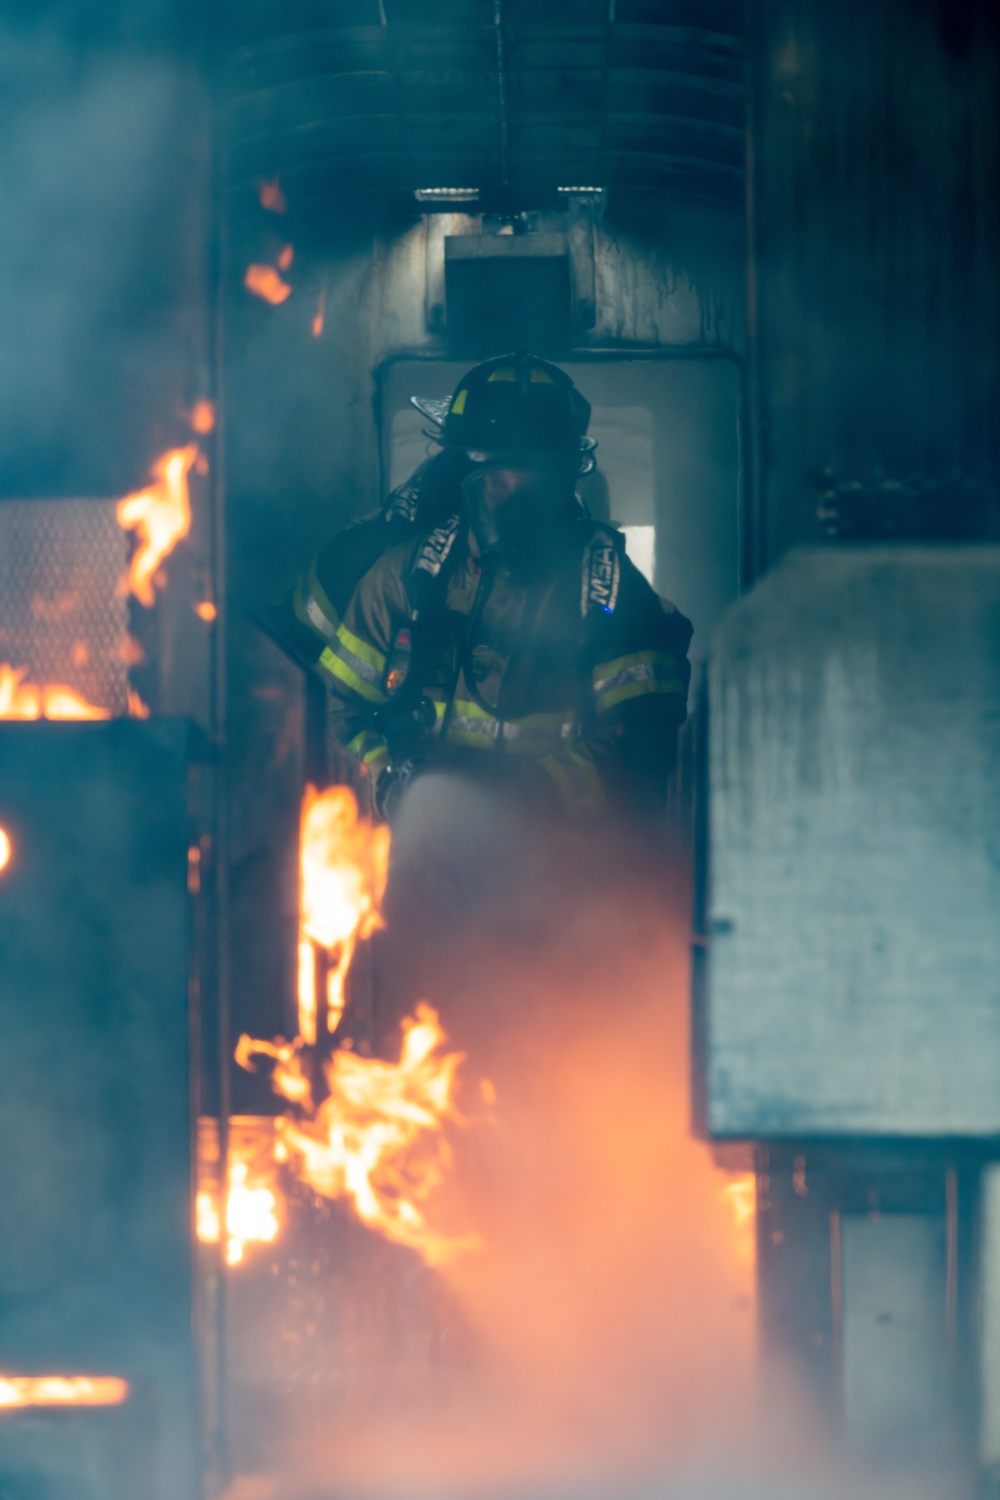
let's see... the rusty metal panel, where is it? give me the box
[0,720,197,1500]
[703,547,1000,1137]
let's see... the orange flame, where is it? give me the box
[278,1003,478,1267]
[0,828,10,873]
[196,1117,283,1268]
[127,686,151,720]
[258,175,287,214]
[721,1173,756,1264]
[277,244,294,271]
[235,1034,313,1110]
[195,600,217,622]
[0,1376,128,1408]
[298,784,390,1042]
[190,399,216,435]
[312,291,325,338]
[235,784,475,1266]
[245,264,292,305]
[116,445,197,607]
[0,664,110,720]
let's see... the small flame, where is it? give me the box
[258,176,286,214]
[235,1034,313,1110]
[277,1003,478,1267]
[190,399,216,435]
[722,1173,756,1263]
[0,664,110,720]
[312,292,325,338]
[0,827,10,873]
[297,937,318,1054]
[298,785,390,1041]
[197,1118,283,1268]
[116,445,197,607]
[245,264,292,305]
[195,600,217,622]
[277,244,294,271]
[127,686,151,719]
[0,1376,129,1408]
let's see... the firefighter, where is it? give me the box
[257,446,470,672]
[318,352,692,822]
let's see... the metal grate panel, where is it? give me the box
[0,499,130,715]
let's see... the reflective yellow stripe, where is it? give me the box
[318,646,386,703]
[295,564,340,642]
[447,699,498,748]
[346,733,390,774]
[318,622,388,703]
[444,701,575,752]
[540,747,605,814]
[308,564,338,630]
[592,650,684,713]
[337,624,386,675]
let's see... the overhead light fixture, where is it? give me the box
[557,186,604,196]
[414,187,480,202]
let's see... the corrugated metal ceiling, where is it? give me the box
[227,0,745,223]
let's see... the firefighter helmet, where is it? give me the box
[411,353,597,472]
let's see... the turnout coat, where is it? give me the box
[318,507,693,818]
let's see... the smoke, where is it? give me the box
[0,1,205,498]
[223,776,955,1500]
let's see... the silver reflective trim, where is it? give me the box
[304,591,337,641]
[593,660,659,698]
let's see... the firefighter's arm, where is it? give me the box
[541,562,692,817]
[317,541,416,782]
[257,512,416,672]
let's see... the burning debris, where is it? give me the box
[0,662,111,720]
[0,1376,129,1408]
[197,1118,282,1268]
[298,783,390,1043]
[311,291,325,338]
[244,263,292,305]
[115,443,197,607]
[234,785,478,1269]
[257,175,287,214]
[722,1174,756,1263]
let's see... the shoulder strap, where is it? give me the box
[409,512,462,617]
[580,523,624,619]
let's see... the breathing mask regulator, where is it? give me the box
[411,351,597,560]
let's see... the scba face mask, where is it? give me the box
[460,458,579,557]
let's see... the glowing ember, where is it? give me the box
[197,1117,283,1268]
[0,828,10,873]
[190,399,215,434]
[277,1003,478,1267]
[127,687,151,719]
[0,1376,128,1408]
[245,264,292,305]
[722,1173,756,1263]
[277,244,294,271]
[116,445,197,607]
[298,784,390,1041]
[312,292,325,338]
[0,664,110,721]
[195,600,217,622]
[258,175,287,214]
[235,1034,313,1109]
